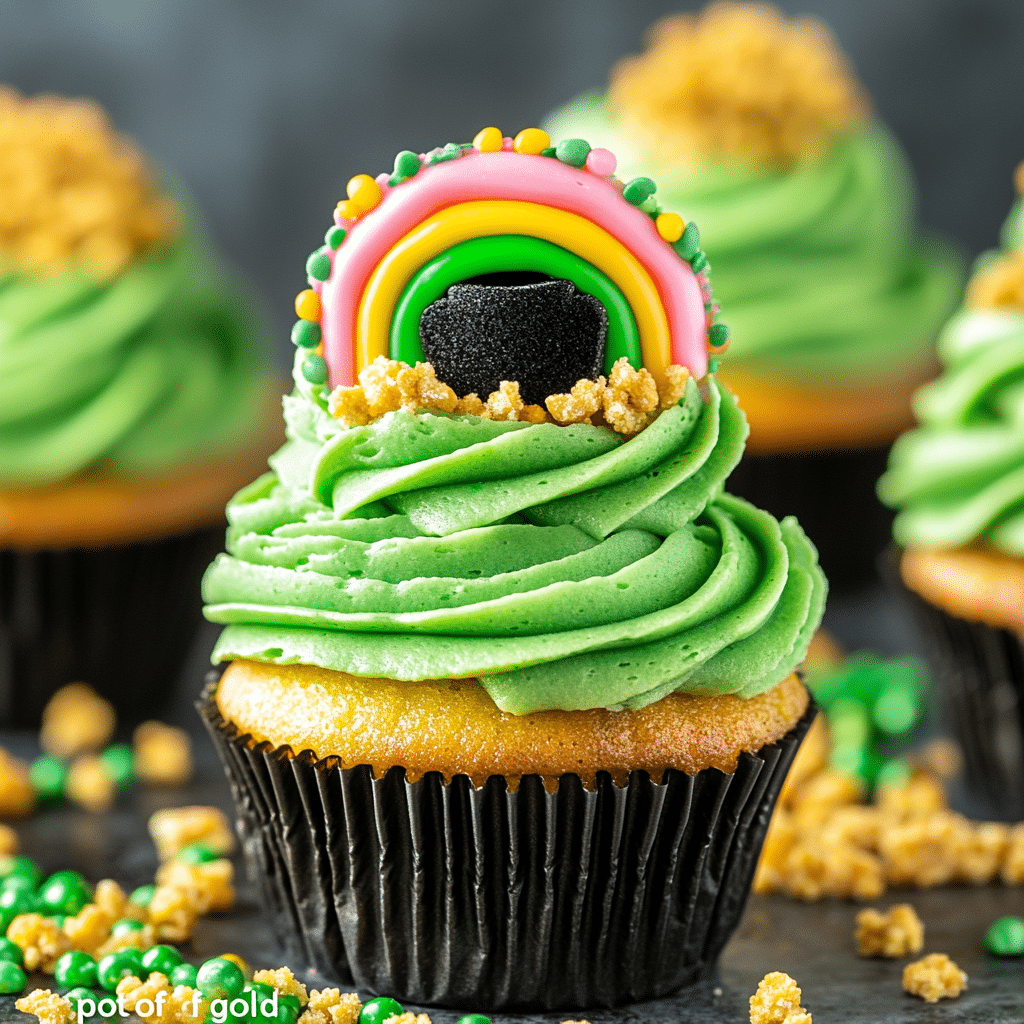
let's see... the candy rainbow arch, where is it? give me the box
[292,129,728,393]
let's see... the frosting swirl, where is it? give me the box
[204,362,826,714]
[543,96,961,383]
[879,307,1024,556]
[0,222,267,485]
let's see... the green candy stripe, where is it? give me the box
[389,234,642,375]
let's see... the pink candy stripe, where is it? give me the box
[321,150,707,387]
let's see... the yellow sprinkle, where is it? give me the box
[513,128,550,155]
[295,289,321,321]
[473,127,503,152]
[656,212,684,243]
[346,174,383,214]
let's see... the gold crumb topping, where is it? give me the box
[854,903,924,958]
[328,356,691,435]
[609,2,869,167]
[902,953,967,1003]
[0,87,179,276]
[748,971,811,1024]
[966,247,1024,309]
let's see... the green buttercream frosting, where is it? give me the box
[0,222,267,485]
[204,358,827,714]
[543,94,962,382]
[879,306,1024,556]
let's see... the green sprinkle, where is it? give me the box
[638,196,661,216]
[54,950,98,990]
[392,150,421,180]
[986,916,1024,956]
[97,949,144,991]
[169,962,199,988]
[197,957,245,1001]
[0,938,23,967]
[359,998,404,1024]
[708,323,730,348]
[539,146,558,158]
[424,143,462,166]
[555,138,590,167]
[2,856,40,888]
[875,759,912,789]
[142,944,184,976]
[30,755,67,801]
[622,176,656,205]
[306,249,332,282]
[129,884,155,908]
[690,250,709,272]
[0,960,25,995]
[707,357,720,374]
[675,221,701,260]
[324,225,347,249]
[99,744,134,789]
[291,320,322,349]
[38,870,90,916]
[177,843,219,865]
[302,354,328,384]
[873,679,921,735]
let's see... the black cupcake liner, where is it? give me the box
[726,444,894,593]
[199,676,815,1011]
[0,526,224,727]
[895,572,1024,822]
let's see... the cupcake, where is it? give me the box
[543,2,963,588]
[0,88,280,726]
[879,165,1024,821]
[200,125,826,1010]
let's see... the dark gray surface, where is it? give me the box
[0,725,1022,1023]
[3,0,1023,365]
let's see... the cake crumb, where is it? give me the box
[0,747,39,819]
[254,967,309,1006]
[300,990,361,1024]
[383,1014,431,1024]
[66,754,115,812]
[40,683,115,757]
[749,971,811,1024]
[148,805,235,861]
[15,990,73,1024]
[133,722,193,785]
[7,913,71,971]
[61,903,115,954]
[116,973,173,1019]
[0,824,19,853]
[546,376,606,425]
[483,380,525,421]
[602,357,659,435]
[155,857,235,914]
[146,885,199,943]
[855,904,924,958]
[902,953,967,1002]
[660,363,691,408]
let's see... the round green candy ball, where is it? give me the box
[291,320,322,349]
[0,886,38,929]
[111,918,144,937]
[54,950,98,990]
[4,856,40,887]
[0,959,26,995]
[97,949,144,991]
[141,944,184,976]
[555,138,590,167]
[393,150,421,179]
[197,957,246,1001]
[98,745,135,788]
[129,884,156,908]
[30,755,68,801]
[278,994,301,1015]
[456,1015,492,1024]
[38,870,91,916]
[301,354,328,385]
[324,226,347,250]
[986,916,1024,956]
[169,962,199,988]
[63,988,96,1014]
[0,873,35,896]
[306,250,332,282]
[0,938,23,967]
[177,843,219,866]
[359,997,404,1024]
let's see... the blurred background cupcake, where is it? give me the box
[879,162,1024,821]
[544,2,964,590]
[0,88,281,727]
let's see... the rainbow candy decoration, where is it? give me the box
[292,128,728,395]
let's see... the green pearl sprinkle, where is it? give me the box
[676,221,701,260]
[306,249,332,282]
[129,884,155,908]
[63,988,95,1012]
[54,950,98,990]
[622,176,656,205]
[169,962,199,988]
[141,944,183,976]
[638,196,661,217]
[456,1016,493,1024]
[0,938,23,967]
[359,998,404,1024]
[291,320,322,349]
[555,138,590,167]
[986,916,1024,956]
[38,871,90,916]
[177,843,219,865]
[708,323,730,348]
[539,146,558,158]
[392,150,421,180]
[99,744,134,789]
[324,225,347,249]
[97,949,143,991]
[302,354,328,385]
[707,357,721,374]
[0,960,25,995]
[197,957,245,1001]
[29,755,67,801]
[690,250,709,273]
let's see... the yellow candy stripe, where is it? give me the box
[354,200,673,390]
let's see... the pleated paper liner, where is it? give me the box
[200,675,815,1011]
[727,444,894,593]
[0,525,224,727]
[895,572,1024,823]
